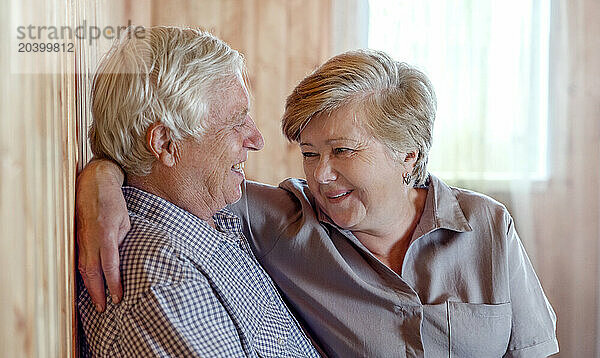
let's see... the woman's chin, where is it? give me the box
[317,202,361,229]
[328,212,360,230]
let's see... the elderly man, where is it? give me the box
[77,26,320,357]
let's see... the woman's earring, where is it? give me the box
[402,172,412,185]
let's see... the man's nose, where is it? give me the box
[314,156,337,184]
[244,115,264,151]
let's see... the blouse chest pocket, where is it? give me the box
[422,302,512,358]
[448,302,512,358]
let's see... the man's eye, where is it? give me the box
[333,148,354,155]
[301,152,318,158]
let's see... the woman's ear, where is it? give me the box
[146,123,178,167]
[404,150,419,168]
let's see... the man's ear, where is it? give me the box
[147,122,178,167]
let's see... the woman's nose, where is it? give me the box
[314,156,337,184]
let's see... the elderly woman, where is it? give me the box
[77,49,558,357]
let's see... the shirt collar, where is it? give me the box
[122,186,243,248]
[413,174,472,239]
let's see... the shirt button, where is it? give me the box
[277,337,286,345]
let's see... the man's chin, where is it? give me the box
[226,181,245,205]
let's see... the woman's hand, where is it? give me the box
[76,159,129,312]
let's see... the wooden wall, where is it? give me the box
[0,0,78,356]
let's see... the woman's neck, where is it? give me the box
[352,187,427,274]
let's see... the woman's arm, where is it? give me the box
[504,216,559,357]
[76,158,128,312]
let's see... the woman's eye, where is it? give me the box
[301,152,318,158]
[333,148,353,155]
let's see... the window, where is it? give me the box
[368,0,550,182]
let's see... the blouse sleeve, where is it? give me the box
[504,216,559,357]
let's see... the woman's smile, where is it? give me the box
[324,189,354,202]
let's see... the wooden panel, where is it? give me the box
[0,0,78,356]
[152,0,222,30]
[251,0,290,183]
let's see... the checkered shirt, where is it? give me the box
[78,186,320,358]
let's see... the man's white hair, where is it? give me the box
[89,26,245,176]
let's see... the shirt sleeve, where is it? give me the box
[504,216,559,358]
[118,278,249,358]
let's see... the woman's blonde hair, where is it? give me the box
[89,26,245,176]
[282,49,436,185]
